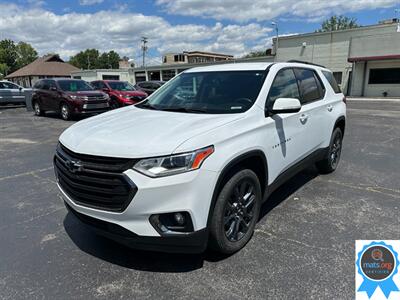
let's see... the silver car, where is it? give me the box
[0,81,26,105]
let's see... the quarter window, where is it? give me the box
[267,68,300,107]
[322,71,341,93]
[294,68,323,104]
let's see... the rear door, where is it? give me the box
[293,68,326,154]
[47,80,60,110]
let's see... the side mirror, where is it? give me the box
[270,98,301,114]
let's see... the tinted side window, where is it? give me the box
[48,80,57,90]
[294,68,321,104]
[41,80,50,90]
[267,68,300,107]
[322,70,341,93]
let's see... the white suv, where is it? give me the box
[54,62,346,254]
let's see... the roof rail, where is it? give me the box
[287,60,326,68]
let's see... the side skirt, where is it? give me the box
[263,147,328,202]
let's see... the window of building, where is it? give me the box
[161,69,176,81]
[173,54,185,62]
[333,72,342,85]
[102,75,120,80]
[73,76,81,79]
[267,68,300,106]
[369,68,400,84]
[322,70,341,94]
[294,68,324,104]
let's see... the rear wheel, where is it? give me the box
[316,127,343,174]
[209,169,262,254]
[33,101,44,116]
[60,103,71,121]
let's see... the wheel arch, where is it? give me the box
[334,116,346,135]
[206,150,268,227]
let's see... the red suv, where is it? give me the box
[32,78,110,120]
[91,80,148,108]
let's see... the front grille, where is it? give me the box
[130,96,146,101]
[87,95,108,101]
[54,143,138,212]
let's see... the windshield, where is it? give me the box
[108,81,136,91]
[58,80,94,92]
[136,71,266,114]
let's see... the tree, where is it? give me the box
[69,49,120,69]
[0,39,18,73]
[16,42,38,69]
[0,63,10,79]
[69,49,100,69]
[98,51,120,69]
[317,15,359,32]
[242,50,268,58]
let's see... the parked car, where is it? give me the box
[91,80,148,108]
[55,62,346,254]
[32,78,110,120]
[0,80,26,105]
[134,80,165,95]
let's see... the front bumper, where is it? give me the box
[57,163,219,253]
[65,201,208,253]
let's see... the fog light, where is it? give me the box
[174,212,185,225]
[149,211,194,234]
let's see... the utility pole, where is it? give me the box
[271,22,279,56]
[141,37,148,67]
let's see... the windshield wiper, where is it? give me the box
[136,102,158,110]
[157,107,208,113]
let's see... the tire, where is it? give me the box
[60,103,71,121]
[33,101,44,116]
[316,127,343,174]
[110,98,119,109]
[209,169,262,254]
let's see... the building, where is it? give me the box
[162,51,233,65]
[119,58,135,69]
[71,20,400,97]
[274,20,400,97]
[6,54,79,87]
[72,55,274,84]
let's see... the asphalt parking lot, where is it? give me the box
[0,101,399,300]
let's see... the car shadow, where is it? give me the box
[259,166,319,221]
[63,166,319,273]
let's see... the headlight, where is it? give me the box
[133,146,214,177]
[68,95,87,101]
[119,94,130,99]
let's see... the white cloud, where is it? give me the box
[156,0,399,22]
[79,0,104,6]
[0,4,274,62]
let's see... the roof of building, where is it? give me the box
[6,54,79,79]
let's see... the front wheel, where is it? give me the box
[209,169,262,254]
[33,101,44,116]
[60,103,71,121]
[316,127,343,174]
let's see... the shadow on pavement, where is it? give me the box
[63,166,319,272]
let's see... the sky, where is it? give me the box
[0,0,399,65]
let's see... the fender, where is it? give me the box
[206,150,269,227]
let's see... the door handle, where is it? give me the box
[327,105,333,112]
[299,114,308,123]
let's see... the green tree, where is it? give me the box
[69,49,100,69]
[16,41,38,69]
[98,51,120,69]
[0,39,18,73]
[242,50,268,58]
[0,63,10,79]
[317,15,359,32]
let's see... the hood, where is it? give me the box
[65,91,105,97]
[115,90,147,97]
[59,106,243,158]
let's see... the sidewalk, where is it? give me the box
[347,97,400,102]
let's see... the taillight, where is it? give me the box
[342,96,347,104]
